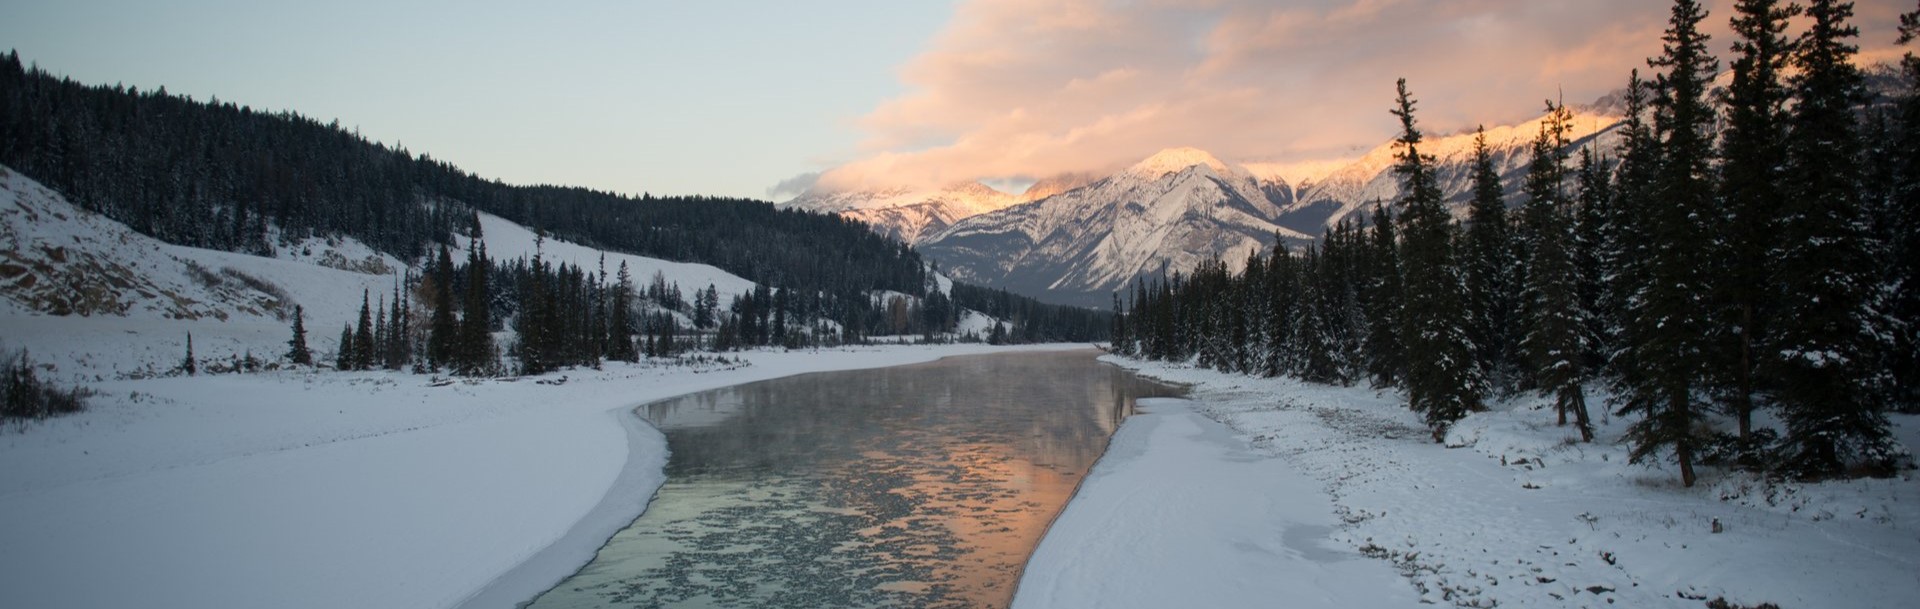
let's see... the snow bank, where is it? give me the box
[0,344,1075,609]
[1014,398,1421,609]
[1098,357,1920,608]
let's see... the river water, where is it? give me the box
[525,349,1182,609]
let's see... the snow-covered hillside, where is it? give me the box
[0,164,765,383]
[465,211,757,305]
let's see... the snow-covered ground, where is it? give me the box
[1014,397,1422,609]
[1080,356,1920,609]
[0,343,1074,609]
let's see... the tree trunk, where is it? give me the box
[1567,386,1594,442]
[1736,302,1755,439]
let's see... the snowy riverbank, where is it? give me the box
[1014,397,1422,609]
[0,343,1075,609]
[1071,356,1920,608]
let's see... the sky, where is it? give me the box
[0,0,955,200]
[4,0,1912,200]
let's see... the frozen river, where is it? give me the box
[525,349,1182,609]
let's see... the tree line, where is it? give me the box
[0,53,927,301]
[1114,0,1918,485]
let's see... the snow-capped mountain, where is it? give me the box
[783,182,1024,244]
[782,174,1102,244]
[916,148,1316,307]
[1275,105,1624,235]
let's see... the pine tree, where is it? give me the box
[372,296,388,369]
[1363,205,1405,387]
[337,324,354,371]
[609,261,638,362]
[1620,0,1718,487]
[1462,126,1520,393]
[1770,0,1899,477]
[287,304,312,366]
[182,333,196,376]
[427,244,457,369]
[772,288,789,346]
[1517,101,1594,441]
[1573,146,1614,381]
[1608,71,1658,385]
[388,278,410,370]
[353,290,375,371]
[1888,2,1920,408]
[456,215,495,376]
[1390,78,1483,440]
[1714,0,1799,439]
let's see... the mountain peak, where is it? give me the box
[1127,147,1231,179]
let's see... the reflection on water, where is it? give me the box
[526,350,1182,609]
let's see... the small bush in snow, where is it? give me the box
[2,347,91,429]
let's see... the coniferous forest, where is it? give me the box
[1113,0,1920,484]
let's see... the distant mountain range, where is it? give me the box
[784,100,1627,308]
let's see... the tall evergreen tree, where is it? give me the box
[1390,78,1483,440]
[427,244,458,370]
[388,277,411,370]
[287,305,312,366]
[609,261,638,362]
[456,215,496,375]
[1608,70,1659,386]
[1517,101,1594,441]
[1770,0,1899,476]
[1362,204,1406,387]
[1619,0,1718,487]
[1463,126,1521,393]
[352,290,375,372]
[336,324,354,371]
[1714,0,1799,439]
[1573,146,1616,372]
[1888,2,1920,409]
[183,333,196,376]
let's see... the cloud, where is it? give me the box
[810,0,1911,192]
[765,171,823,200]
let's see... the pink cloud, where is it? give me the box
[813,0,1911,192]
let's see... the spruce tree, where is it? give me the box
[1889,3,1920,409]
[1463,126,1520,394]
[337,324,354,371]
[1607,71,1658,384]
[1714,0,1799,439]
[286,305,312,366]
[1390,78,1483,440]
[1518,101,1594,441]
[609,261,638,362]
[1770,0,1898,476]
[388,278,410,370]
[183,333,196,376]
[427,244,457,369]
[457,216,495,376]
[1573,146,1616,372]
[1362,205,1405,387]
[372,296,388,369]
[353,290,375,371]
[1620,0,1717,487]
